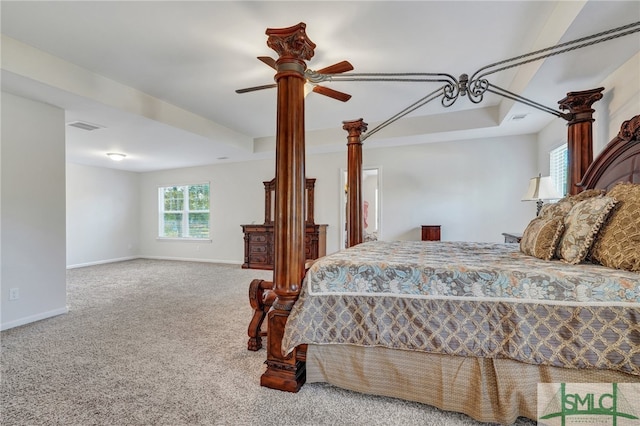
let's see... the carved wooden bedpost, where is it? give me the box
[260,23,315,392]
[343,119,368,247]
[558,87,604,195]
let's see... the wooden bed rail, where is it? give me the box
[247,259,317,351]
[247,279,274,351]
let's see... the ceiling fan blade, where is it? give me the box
[315,60,354,75]
[235,83,277,94]
[257,56,277,70]
[312,85,352,102]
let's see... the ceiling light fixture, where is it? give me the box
[107,152,126,161]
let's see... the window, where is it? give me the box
[549,144,568,197]
[158,183,210,239]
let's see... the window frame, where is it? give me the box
[157,182,211,241]
[549,144,568,197]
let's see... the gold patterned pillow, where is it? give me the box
[591,183,640,271]
[539,198,573,219]
[570,188,606,203]
[538,189,604,220]
[520,216,565,260]
[558,196,617,264]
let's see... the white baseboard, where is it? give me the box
[1,306,69,331]
[67,256,243,270]
[140,256,242,265]
[66,256,139,269]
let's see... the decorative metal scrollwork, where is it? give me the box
[468,77,489,104]
[441,74,490,107]
[311,21,639,139]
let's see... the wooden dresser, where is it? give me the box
[241,178,327,270]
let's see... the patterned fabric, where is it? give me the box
[282,241,640,376]
[539,189,606,259]
[539,198,574,220]
[520,216,564,260]
[539,189,606,220]
[591,183,640,271]
[570,188,606,203]
[558,196,616,264]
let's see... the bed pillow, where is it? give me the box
[538,189,604,220]
[519,216,565,260]
[569,188,606,203]
[558,196,617,264]
[538,197,573,219]
[590,183,640,271]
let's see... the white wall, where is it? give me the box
[537,52,640,174]
[139,159,276,263]
[66,163,140,268]
[595,52,640,153]
[137,133,537,264]
[1,92,67,330]
[360,135,538,242]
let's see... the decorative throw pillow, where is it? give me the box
[570,188,606,202]
[520,216,565,260]
[539,197,574,220]
[558,196,617,264]
[539,189,605,220]
[591,183,640,271]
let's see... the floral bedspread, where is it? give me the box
[283,241,640,376]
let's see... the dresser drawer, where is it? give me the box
[249,233,269,243]
[250,243,268,254]
[248,253,269,265]
[242,223,327,270]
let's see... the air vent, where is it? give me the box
[67,121,105,131]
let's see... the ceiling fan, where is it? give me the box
[235,56,354,102]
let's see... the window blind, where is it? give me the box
[549,144,568,196]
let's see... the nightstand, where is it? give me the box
[502,232,522,244]
[421,225,441,241]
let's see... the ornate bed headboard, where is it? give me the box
[579,115,640,191]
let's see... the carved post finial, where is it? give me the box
[558,87,604,124]
[558,87,604,195]
[266,22,315,73]
[343,118,368,139]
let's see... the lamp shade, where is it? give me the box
[522,174,561,201]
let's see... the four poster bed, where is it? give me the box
[252,23,639,425]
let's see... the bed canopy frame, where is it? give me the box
[255,22,639,393]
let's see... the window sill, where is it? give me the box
[156,238,212,243]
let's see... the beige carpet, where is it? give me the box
[1,259,536,425]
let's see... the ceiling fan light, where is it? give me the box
[304,83,314,97]
[107,152,126,161]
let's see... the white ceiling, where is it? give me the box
[1,1,639,172]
